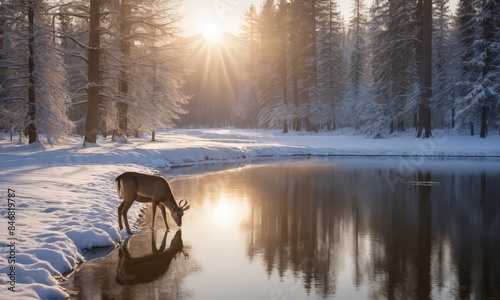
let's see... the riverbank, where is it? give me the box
[1,128,499,299]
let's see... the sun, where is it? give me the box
[202,22,224,43]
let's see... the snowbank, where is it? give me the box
[0,128,499,299]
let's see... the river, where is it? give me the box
[61,158,500,299]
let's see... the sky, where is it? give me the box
[179,0,459,37]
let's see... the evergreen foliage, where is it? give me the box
[1,0,499,141]
[0,0,73,143]
[237,0,499,137]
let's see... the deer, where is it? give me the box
[115,172,190,234]
[116,229,187,285]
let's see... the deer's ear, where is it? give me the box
[183,205,190,211]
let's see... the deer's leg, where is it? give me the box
[119,237,131,258]
[121,198,134,234]
[159,229,168,251]
[159,203,169,231]
[118,201,125,230]
[151,230,157,253]
[152,202,157,229]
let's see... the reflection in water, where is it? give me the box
[116,230,186,285]
[61,219,199,299]
[63,159,500,299]
[173,161,500,299]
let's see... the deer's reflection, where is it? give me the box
[116,229,187,285]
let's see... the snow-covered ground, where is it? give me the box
[1,128,499,299]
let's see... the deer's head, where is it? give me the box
[171,199,190,227]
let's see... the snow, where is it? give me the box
[1,128,500,299]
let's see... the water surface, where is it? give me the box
[62,158,500,299]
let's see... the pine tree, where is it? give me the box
[347,0,367,98]
[277,0,290,133]
[339,0,368,130]
[369,0,420,136]
[254,0,283,128]
[241,4,259,128]
[454,0,481,135]
[288,0,317,131]
[432,0,454,129]
[78,0,188,142]
[57,4,90,136]
[0,0,73,144]
[476,0,500,137]
[315,0,345,130]
[100,0,188,137]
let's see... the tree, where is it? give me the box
[277,0,289,133]
[27,0,36,143]
[432,0,454,129]
[105,0,188,137]
[347,0,367,98]
[476,0,500,137]
[287,0,318,131]
[315,0,346,130]
[79,0,188,143]
[369,0,419,136]
[454,0,481,135]
[254,0,283,128]
[84,0,100,145]
[417,0,433,138]
[0,0,73,143]
[339,0,368,130]
[57,3,92,136]
[240,4,259,127]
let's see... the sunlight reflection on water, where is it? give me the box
[62,158,500,300]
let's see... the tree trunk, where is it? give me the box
[399,121,405,132]
[291,65,300,131]
[451,106,455,128]
[99,116,107,138]
[279,0,288,134]
[293,118,301,131]
[117,101,128,134]
[417,0,432,138]
[249,9,257,129]
[118,0,132,135]
[27,0,37,144]
[0,7,3,51]
[290,18,300,132]
[470,122,474,136]
[480,105,487,138]
[84,0,101,145]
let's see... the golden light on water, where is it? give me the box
[213,195,237,225]
[213,192,249,226]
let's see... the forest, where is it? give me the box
[236,0,500,137]
[0,0,499,145]
[0,0,188,145]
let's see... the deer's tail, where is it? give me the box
[115,175,123,199]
